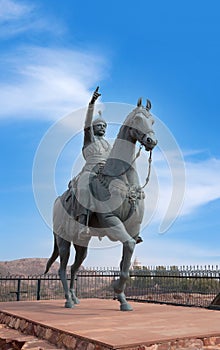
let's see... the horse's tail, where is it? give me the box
[44,233,59,274]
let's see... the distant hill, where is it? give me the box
[0,258,61,276]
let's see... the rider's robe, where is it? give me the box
[73,135,112,217]
[71,102,111,218]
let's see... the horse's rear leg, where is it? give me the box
[57,237,74,308]
[114,238,136,311]
[69,244,88,304]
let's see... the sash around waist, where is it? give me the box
[82,156,107,171]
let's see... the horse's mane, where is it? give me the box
[101,106,140,177]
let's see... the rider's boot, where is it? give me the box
[77,214,90,240]
[136,236,143,244]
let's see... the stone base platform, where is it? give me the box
[0,299,220,349]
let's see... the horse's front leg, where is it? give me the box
[69,244,88,304]
[98,213,136,311]
[113,237,136,311]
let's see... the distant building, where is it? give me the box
[131,257,142,269]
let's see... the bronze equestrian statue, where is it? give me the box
[45,88,157,311]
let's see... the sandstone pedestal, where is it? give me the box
[0,299,220,349]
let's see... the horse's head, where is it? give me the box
[126,98,157,151]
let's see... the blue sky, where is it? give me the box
[0,0,220,268]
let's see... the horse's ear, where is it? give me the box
[146,99,151,111]
[137,98,142,107]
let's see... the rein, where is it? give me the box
[117,146,153,189]
[140,150,152,189]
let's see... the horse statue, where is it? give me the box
[45,98,157,311]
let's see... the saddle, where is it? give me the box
[59,188,75,217]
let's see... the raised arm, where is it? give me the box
[84,86,101,128]
[83,87,101,147]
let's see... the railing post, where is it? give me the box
[37,279,41,300]
[16,278,21,301]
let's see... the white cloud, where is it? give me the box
[0,0,64,38]
[0,1,108,120]
[146,150,220,229]
[0,46,108,120]
[183,157,220,214]
[0,0,31,21]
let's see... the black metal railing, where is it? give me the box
[0,274,64,302]
[0,265,220,308]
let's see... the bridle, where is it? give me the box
[98,109,155,188]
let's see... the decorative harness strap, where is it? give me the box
[126,149,152,209]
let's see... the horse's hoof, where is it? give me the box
[65,301,74,308]
[70,290,80,304]
[120,303,133,311]
[72,296,80,304]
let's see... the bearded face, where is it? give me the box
[93,122,106,136]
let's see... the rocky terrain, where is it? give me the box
[0,258,61,276]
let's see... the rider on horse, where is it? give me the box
[72,87,143,243]
[73,87,111,238]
